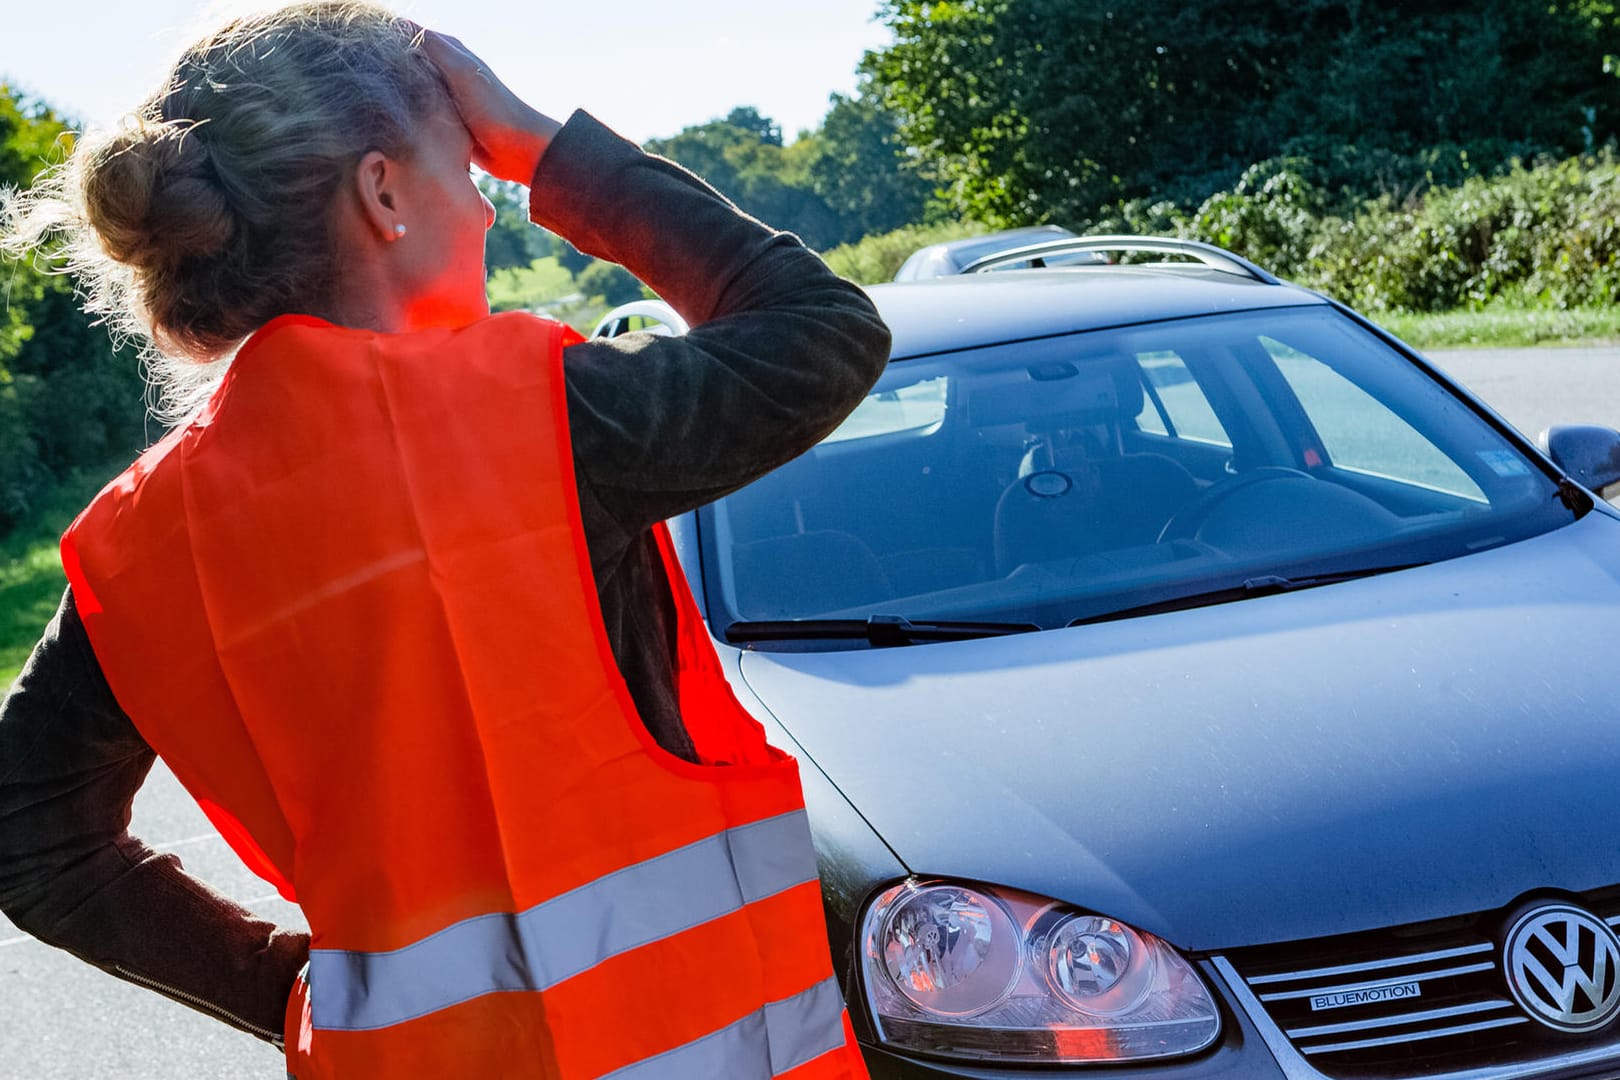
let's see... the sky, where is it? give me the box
[1,0,894,145]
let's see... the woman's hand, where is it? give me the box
[419,30,562,185]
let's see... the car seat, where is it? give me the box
[989,357,1197,573]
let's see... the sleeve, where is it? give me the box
[531,111,893,536]
[0,588,307,1045]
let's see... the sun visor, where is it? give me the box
[968,355,1143,428]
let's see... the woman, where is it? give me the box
[0,4,888,1076]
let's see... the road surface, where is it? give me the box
[1425,346,1620,440]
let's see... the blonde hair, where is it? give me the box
[0,2,447,422]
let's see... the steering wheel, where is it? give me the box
[1157,466,1314,544]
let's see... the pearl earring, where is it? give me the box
[393,223,408,240]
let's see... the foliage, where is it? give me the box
[0,460,124,690]
[487,255,576,313]
[1181,159,1325,276]
[1,87,145,535]
[827,147,1620,324]
[717,106,783,147]
[865,0,1620,226]
[1102,149,1620,314]
[647,101,939,251]
[480,175,553,275]
[0,88,69,192]
[1175,151,1620,315]
[821,219,986,284]
[556,240,594,278]
[576,261,645,306]
[649,107,843,249]
[804,92,935,242]
[484,256,611,336]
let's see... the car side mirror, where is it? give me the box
[1539,425,1620,497]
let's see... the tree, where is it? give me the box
[721,106,782,148]
[479,176,553,275]
[0,87,145,530]
[0,88,68,192]
[647,110,844,249]
[576,262,644,306]
[556,240,594,278]
[806,91,934,242]
[865,0,1620,225]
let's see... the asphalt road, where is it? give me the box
[0,764,304,1078]
[2,344,1617,1078]
[1425,345,1620,440]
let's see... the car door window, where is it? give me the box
[1135,350,1231,446]
[1263,337,1485,500]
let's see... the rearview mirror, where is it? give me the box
[1539,425,1620,497]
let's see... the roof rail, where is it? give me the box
[960,234,1283,285]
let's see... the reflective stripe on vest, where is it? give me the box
[600,978,848,1080]
[308,810,816,1031]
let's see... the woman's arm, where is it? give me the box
[537,112,892,534]
[0,589,306,1045]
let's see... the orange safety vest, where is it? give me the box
[62,312,869,1079]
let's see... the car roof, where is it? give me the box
[867,266,1329,360]
[925,225,1074,262]
[894,225,1076,281]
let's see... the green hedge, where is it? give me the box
[821,221,985,285]
[1155,153,1620,314]
[831,151,1620,319]
[1,90,147,536]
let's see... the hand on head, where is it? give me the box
[418,30,561,186]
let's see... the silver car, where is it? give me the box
[598,237,1620,1079]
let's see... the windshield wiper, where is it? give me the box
[1066,563,1430,628]
[724,614,1041,647]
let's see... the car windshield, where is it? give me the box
[698,306,1573,644]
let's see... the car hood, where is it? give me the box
[736,513,1620,952]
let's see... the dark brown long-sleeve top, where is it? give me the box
[0,111,890,1045]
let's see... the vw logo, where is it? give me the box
[1503,904,1620,1033]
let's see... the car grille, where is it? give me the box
[1218,888,1620,1078]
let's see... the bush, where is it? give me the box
[1104,150,1620,315]
[822,151,1620,313]
[1306,153,1620,312]
[0,265,144,531]
[820,220,986,285]
[0,367,46,524]
[1,88,146,537]
[1184,160,1325,277]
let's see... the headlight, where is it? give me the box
[860,879,1220,1063]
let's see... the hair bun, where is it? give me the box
[82,120,236,270]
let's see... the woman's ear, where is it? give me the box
[350,150,405,244]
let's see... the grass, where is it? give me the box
[0,462,125,690]
[1377,304,1620,350]
[486,255,612,335]
[486,255,575,311]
